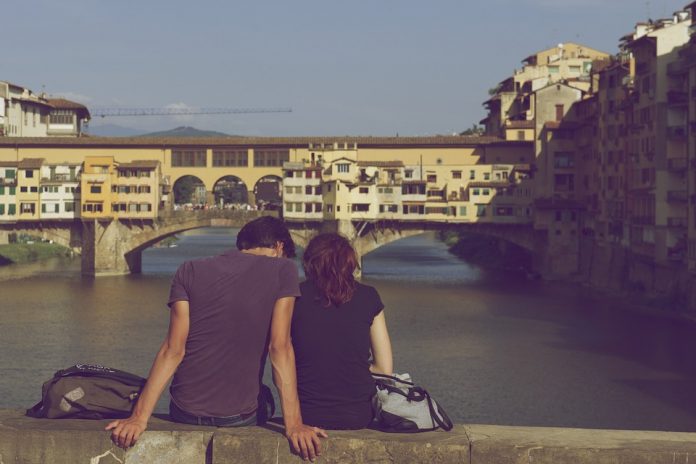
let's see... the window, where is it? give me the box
[20,203,36,214]
[25,170,34,178]
[30,186,38,193]
[495,207,513,216]
[8,204,15,215]
[305,186,313,195]
[90,185,102,194]
[404,170,413,179]
[285,186,293,194]
[315,186,322,195]
[212,150,248,167]
[65,202,75,212]
[314,203,322,212]
[459,206,467,216]
[548,65,559,74]
[337,163,350,173]
[379,204,398,213]
[253,149,289,167]
[472,188,480,195]
[554,152,575,168]
[452,171,462,179]
[172,150,207,167]
[359,187,369,194]
[326,204,334,213]
[482,189,490,195]
[569,65,581,73]
[517,131,525,141]
[426,174,437,183]
[0,186,3,195]
[555,104,564,121]
[20,187,28,193]
[0,205,4,215]
[49,110,74,125]
[476,205,486,217]
[5,169,15,179]
[469,170,475,180]
[351,204,370,212]
[484,173,490,180]
[305,203,312,213]
[9,187,15,195]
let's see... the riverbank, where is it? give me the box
[440,231,532,274]
[0,243,73,266]
[2,410,696,464]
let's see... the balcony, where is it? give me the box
[667,217,688,228]
[668,157,688,171]
[667,60,690,76]
[667,126,687,139]
[667,190,688,203]
[667,90,688,106]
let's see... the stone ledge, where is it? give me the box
[1,410,696,463]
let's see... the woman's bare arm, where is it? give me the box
[369,310,393,375]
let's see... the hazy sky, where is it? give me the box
[6,0,689,135]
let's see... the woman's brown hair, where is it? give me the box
[303,233,357,307]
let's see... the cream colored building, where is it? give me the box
[39,163,81,220]
[0,82,90,137]
[0,162,17,220]
[482,43,610,140]
[16,158,43,220]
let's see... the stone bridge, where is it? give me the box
[287,219,545,276]
[1,213,548,277]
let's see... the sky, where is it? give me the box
[5,0,691,136]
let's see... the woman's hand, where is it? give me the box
[105,415,148,449]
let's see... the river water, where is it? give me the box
[1,228,696,431]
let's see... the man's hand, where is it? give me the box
[286,423,328,461]
[105,416,148,449]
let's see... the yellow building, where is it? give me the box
[111,160,161,219]
[80,156,116,219]
[16,158,43,220]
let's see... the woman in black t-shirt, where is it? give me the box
[291,233,393,430]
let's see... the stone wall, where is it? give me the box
[1,410,696,464]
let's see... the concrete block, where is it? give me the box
[467,424,696,464]
[213,425,470,464]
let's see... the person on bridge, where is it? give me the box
[291,233,393,429]
[106,216,327,461]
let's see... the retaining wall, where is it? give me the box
[1,410,696,463]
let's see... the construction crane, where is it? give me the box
[90,107,292,118]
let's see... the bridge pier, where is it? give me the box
[81,219,142,276]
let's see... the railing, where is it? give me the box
[667,217,688,228]
[667,190,688,203]
[667,89,688,105]
[668,157,688,171]
[667,126,687,138]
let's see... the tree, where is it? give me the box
[460,124,484,136]
[173,176,199,204]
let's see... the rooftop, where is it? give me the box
[0,135,528,149]
[17,158,45,169]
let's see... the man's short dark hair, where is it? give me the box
[236,216,296,258]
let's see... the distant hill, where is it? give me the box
[86,124,146,137]
[139,126,234,138]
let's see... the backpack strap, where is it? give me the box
[425,394,453,431]
[25,400,44,418]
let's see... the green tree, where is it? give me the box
[460,124,484,136]
[173,176,199,204]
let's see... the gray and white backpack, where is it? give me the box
[372,373,453,432]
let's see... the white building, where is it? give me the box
[0,162,17,221]
[0,82,90,137]
[39,163,81,219]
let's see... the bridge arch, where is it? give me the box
[172,175,207,206]
[213,175,249,206]
[254,175,283,209]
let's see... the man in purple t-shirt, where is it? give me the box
[107,217,327,460]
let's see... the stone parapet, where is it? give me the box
[1,410,696,463]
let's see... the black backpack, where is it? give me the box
[26,364,146,419]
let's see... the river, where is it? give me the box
[1,228,695,431]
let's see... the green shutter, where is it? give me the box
[0,204,4,215]
[0,186,4,195]
[8,204,16,215]
[9,187,15,195]
[6,169,15,179]
[41,203,46,213]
